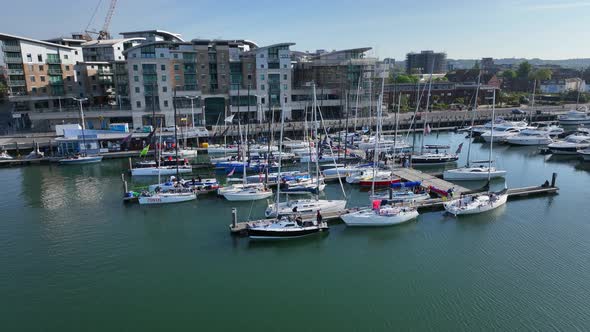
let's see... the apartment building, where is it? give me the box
[0,33,84,117]
[406,50,447,74]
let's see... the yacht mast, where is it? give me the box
[313,84,320,200]
[274,94,286,216]
[488,89,496,184]
[466,69,482,168]
[420,63,435,154]
[173,88,180,179]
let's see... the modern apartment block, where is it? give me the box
[0,33,84,116]
[406,50,447,74]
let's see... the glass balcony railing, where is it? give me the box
[98,68,113,75]
[7,69,24,75]
[8,80,26,86]
[2,45,21,52]
[48,68,63,75]
[49,80,64,85]
[4,57,22,63]
[46,57,61,64]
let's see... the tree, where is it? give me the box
[472,60,480,70]
[582,66,590,82]
[517,61,532,79]
[501,70,517,80]
[394,74,418,84]
[529,68,552,82]
[0,82,7,100]
[434,77,448,82]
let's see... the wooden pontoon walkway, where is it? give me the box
[389,167,470,195]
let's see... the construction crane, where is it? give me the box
[85,0,117,40]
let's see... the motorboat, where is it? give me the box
[443,165,507,180]
[0,151,13,160]
[207,144,239,154]
[217,182,265,195]
[481,125,522,143]
[472,118,527,136]
[265,199,347,218]
[558,108,590,127]
[341,204,419,227]
[138,190,197,205]
[411,152,459,165]
[578,148,590,161]
[58,154,103,165]
[444,190,508,216]
[280,177,326,195]
[346,169,390,184]
[548,135,590,155]
[247,216,328,240]
[222,186,273,201]
[505,131,553,146]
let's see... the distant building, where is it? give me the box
[540,78,586,94]
[405,50,447,74]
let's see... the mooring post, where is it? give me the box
[389,187,393,199]
[551,172,557,187]
[232,208,237,228]
[128,157,132,171]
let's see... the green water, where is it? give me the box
[2,132,590,331]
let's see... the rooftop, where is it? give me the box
[0,32,76,50]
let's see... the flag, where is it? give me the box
[139,144,150,157]
[424,124,431,135]
[121,134,132,145]
[227,167,236,177]
[224,115,235,124]
[455,143,464,154]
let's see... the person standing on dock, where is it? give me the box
[316,210,323,224]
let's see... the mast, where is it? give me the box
[344,91,349,159]
[354,74,361,132]
[530,79,536,124]
[466,69,482,168]
[239,118,246,184]
[274,94,286,216]
[266,89,272,182]
[393,92,401,164]
[421,62,435,154]
[173,88,180,178]
[313,84,320,199]
[371,75,385,197]
[488,89,496,184]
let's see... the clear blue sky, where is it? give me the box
[2,0,589,60]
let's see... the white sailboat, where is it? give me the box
[444,72,506,181]
[342,76,419,227]
[444,89,508,216]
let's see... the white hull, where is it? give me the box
[58,156,103,164]
[207,146,239,154]
[265,199,347,218]
[444,193,508,215]
[217,183,265,195]
[131,166,192,176]
[342,207,419,226]
[579,150,590,161]
[505,137,553,146]
[443,167,506,180]
[138,192,196,205]
[223,188,273,201]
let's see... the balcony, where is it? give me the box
[142,69,157,74]
[48,68,63,75]
[2,44,21,52]
[98,77,114,84]
[98,68,113,75]
[7,80,26,87]
[7,69,24,75]
[115,67,127,74]
[49,80,64,86]
[46,57,61,64]
[4,57,22,63]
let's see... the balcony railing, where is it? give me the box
[48,68,63,75]
[4,57,22,63]
[98,68,113,75]
[49,80,64,85]
[46,58,61,64]
[7,80,26,87]
[142,69,157,74]
[2,45,21,52]
[99,78,114,84]
[183,58,196,63]
[7,69,24,75]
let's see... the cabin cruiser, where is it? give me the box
[411,152,459,165]
[444,190,508,216]
[207,144,239,154]
[578,148,590,161]
[505,131,553,146]
[472,118,527,136]
[346,169,390,184]
[548,135,590,155]
[558,108,590,127]
[148,176,219,193]
[481,125,522,143]
[0,150,13,160]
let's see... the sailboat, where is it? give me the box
[59,99,103,165]
[139,90,196,205]
[444,89,508,216]
[264,83,347,218]
[249,90,329,240]
[444,70,506,181]
[222,114,273,201]
[342,75,419,227]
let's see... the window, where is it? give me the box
[247,74,252,80]
[283,74,287,80]
[118,56,122,60]
[284,96,288,103]
[161,75,167,82]
[261,64,264,69]
[174,64,179,71]
[260,74,264,81]
[162,86,167,92]
[261,97,265,104]
[175,75,181,81]
[261,84,265,90]
[200,64,205,69]
[37,54,42,62]
[283,84,288,90]
[39,65,44,71]
[92,76,96,81]
[284,64,287,69]
[220,64,225,70]
[76,71,80,76]
[136,101,141,108]
[134,76,139,82]
[26,54,32,62]
[133,53,137,58]
[161,64,166,71]
[40,76,45,82]
[91,65,94,69]
[247,63,252,71]
[41,87,47,93]
[30,76,35,82]
[260,54,264,58]
[75,51,78,55]
[117,47,121,50]
[64,55,68,59]
[135,87,140,93]
[173,54,178,59]
[92,85,97,91]
[159,53,164,58]
[66,76,71,81]
[164,100,169,107]
[133,64,138,71]
[32,87,37,93]
[65,65,70,71]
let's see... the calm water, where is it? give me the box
[2,132,590,331]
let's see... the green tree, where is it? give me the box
[529,68,552,81]
[582,66,590,82]
[517,61,532,79]
[434,77,448,82]
[394,74,418,84]
[501,70,517,80]
[0,82,7,100]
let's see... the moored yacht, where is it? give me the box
[548,135,590,155]
[481,125,522,143]
[443,165,506,180]
[341,203,419,227]
[505,131,553,146]
[558,108,590,127]
[247,217,328,240]
[265,199,347,218]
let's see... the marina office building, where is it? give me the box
[2,29,381,131]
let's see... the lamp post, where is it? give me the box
[72,97,88,130]
[184,95,199,127]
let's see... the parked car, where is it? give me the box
[512,108,526,115]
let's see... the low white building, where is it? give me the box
[540,78,586,94]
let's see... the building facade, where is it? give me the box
[406,50,447,74]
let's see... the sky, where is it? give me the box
[1,0,589,60]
